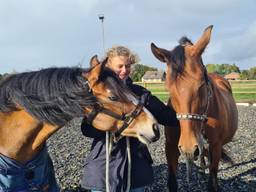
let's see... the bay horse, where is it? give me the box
[0,60,160,191]
[151,25,238,192]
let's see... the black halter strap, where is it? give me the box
[113,102,144,140]
[86,101,144,142]
[176,62,212,123]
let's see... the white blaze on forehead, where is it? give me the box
[106,89,111,93]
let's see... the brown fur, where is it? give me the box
[151,25,238,192]
[0,63,159,164]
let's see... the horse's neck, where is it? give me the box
[0,110,59,164]
[207,74,234,117]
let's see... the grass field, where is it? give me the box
[135,81,256,103]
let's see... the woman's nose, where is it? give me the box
[121,66,127,73]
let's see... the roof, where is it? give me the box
[142,70,165,80]
[224,72,240,79]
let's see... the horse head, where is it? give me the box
[151,25,213,160]
[83,56,160,144]
[0,59,160,163]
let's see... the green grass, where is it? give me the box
[232,88,256,92]
[153,94,170,102]
[233,93,256,102]
[151,93,256,103]
[230,81,256,84]
[136,81,256,103]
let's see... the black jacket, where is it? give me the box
[80,78,178,191]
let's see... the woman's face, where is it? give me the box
[107,56,132,80]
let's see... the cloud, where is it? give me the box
[0,0,255,73]
[207,22,256,69]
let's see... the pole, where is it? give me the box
[98,14,105,54]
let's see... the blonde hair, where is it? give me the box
[105,45,140,64]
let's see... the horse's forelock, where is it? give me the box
[99,68,131,103]
[169,45,185,80]
[179,36,193,46]
[167,37,193,80]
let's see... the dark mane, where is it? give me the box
[98,67,132,103]
[179,36,193,46]
[171,36,208,81]
[170,37,193,79]
[0,67,96,125]
[0,66,133,126]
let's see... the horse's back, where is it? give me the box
[208,73,238,143]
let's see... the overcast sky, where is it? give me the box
[0,0,255,74]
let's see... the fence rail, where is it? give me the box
[134,80,256,102]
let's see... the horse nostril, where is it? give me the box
[194,145,199,157]
[153,123,158,131]
[152,123,160,141]
[178,145,182,153]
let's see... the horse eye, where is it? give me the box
[108,95,118,101]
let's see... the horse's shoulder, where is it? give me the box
[208,73,232,93]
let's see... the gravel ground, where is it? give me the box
[47,106,256,192]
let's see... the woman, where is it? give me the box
[80,45,178,192]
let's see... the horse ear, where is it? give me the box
[192,25,213,56]
[83,63,102,88]
[90,55,100,67]
[151,43,170,63]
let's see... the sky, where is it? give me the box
[0,0,255,74]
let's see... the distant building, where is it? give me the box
[142,70,165,82]
[224,72,240,80]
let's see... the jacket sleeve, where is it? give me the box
[145,95,179,127]
[130,84,179,127]
[81,118,105,138]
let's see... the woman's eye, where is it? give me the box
[126,64,131,68]
[108,95,118,101]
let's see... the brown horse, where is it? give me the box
[151,25,238,192]
[0,60,160,191]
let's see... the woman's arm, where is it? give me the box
[145,95,179,127]
[129,83,179,127]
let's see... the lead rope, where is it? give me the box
[106,131,111,192]
[105,133,132,192]
[125,137,131,192]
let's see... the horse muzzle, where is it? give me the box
[178,144,200,161]
[138,123,160,144]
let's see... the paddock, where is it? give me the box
[48,105,256,192]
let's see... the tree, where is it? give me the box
[130,64,157,82]
[206,63,240,76]
[0,73,10,81]
[239,67,256,80]
[206,64,218,73]
[248,67,256,79]
[240,70,249,80]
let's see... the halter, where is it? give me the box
[176,76,212,123]
[86,101,144,141]
[175,71,212,170]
